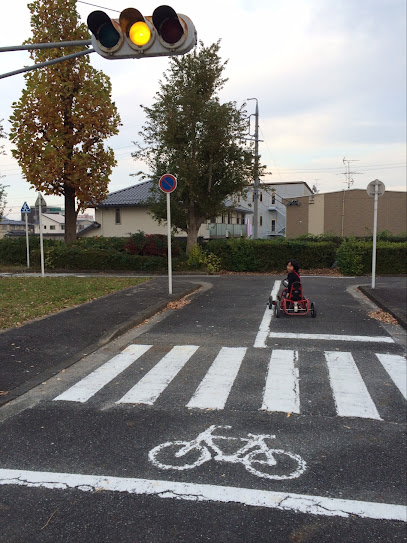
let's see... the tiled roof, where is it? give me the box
[42,213,65,223]
[0,219,28,226]
[98,181,155,207]
[97,181,253,215]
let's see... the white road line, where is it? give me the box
[261,350,300,413]
[117,345,199,405]
[254,280,281,348]
[187,347,247,410]
[54,344,152,403]
[269,332,394,343]
[1,468,405,522]
[375,354,407,400]
[325,352,382,420]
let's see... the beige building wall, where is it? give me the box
[94,207,168,237]
[89,207,209,238]
[308,194,325,235]
[285,202,309,238]
[286,190,407,237]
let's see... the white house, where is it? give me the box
[83,180,253,239]
[34,213,66,236]
[242,181,314,238]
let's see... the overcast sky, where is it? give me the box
[1,0,406,219]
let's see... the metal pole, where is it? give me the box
[167,193,173,295]
[0,49,94,80]
[38,194,45,277]
[248,98,260,239]
[0,40,92,52]
[25,213,30,269]
[371,183,379,289]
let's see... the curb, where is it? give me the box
[358,286,407,331]
[0,283,202,408]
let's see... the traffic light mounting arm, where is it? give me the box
[0,40,94,80]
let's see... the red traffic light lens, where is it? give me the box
[160,18,183,44]
[153,5,184,44]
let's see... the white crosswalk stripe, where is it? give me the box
[261,350,300,414]
[375,353,407,400]
[53,345,407,420]
[116,345,199,405]
[54,344,152,403]
[186,347,246,410]
[325,351,382,420]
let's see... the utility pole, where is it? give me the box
[248,98,260,239]
[342,157,361,189]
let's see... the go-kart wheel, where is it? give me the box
[310,302,317,318]
[268,296,273,309]
[275,300,280,318]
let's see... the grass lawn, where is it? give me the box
[0,276,149,330]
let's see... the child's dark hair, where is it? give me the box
[288,259,299,272]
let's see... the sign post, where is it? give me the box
[21,201,31,269]
[367,179,385,289]
[159,174,177,295]
[37,193,45,277]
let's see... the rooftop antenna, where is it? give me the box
[342,157,361,189]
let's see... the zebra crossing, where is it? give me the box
[53,344,407,421]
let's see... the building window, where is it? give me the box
[61,225,65,230]
[271,194,276,205]
[228,213,232,224]
[115,208,121,225]
[50,225,56,230]
[260,215,263,227]
[260,192,263,202]
[271,219,276,232]
[43,225,47,229]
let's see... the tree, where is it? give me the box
[0,120,7,221]
[132,41,262,254]
[9,0,121,243]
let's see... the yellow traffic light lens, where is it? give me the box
[129,21,151,46]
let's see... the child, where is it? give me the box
[284,259,301,300]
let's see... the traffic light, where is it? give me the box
[87,5,196,60]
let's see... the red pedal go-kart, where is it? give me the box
[268,279,316,318]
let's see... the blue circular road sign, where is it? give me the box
[159,174,177,193]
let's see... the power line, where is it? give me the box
[76,1,120,13]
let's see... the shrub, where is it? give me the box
[124,232,181,257]
[187,244,222,274]
[206,239,337,272]
[336,239,407,275]
[336,238,366,275]
[205,238,259,271]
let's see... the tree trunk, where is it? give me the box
[64,184,78,244]
[186,209,204,255]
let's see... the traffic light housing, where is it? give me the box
[87,5,196,59]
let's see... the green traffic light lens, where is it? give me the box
[99,23,121,48]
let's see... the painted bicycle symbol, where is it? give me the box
[148,425,306,480]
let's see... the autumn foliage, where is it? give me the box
[9,0,121,243]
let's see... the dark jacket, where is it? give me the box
[286,270,301,297]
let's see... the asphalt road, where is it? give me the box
[0,276,406,542]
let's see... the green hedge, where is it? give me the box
[0,237,41,265]
[1,236,405,274]
[205,238,337,272]
[336,239,407,275]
